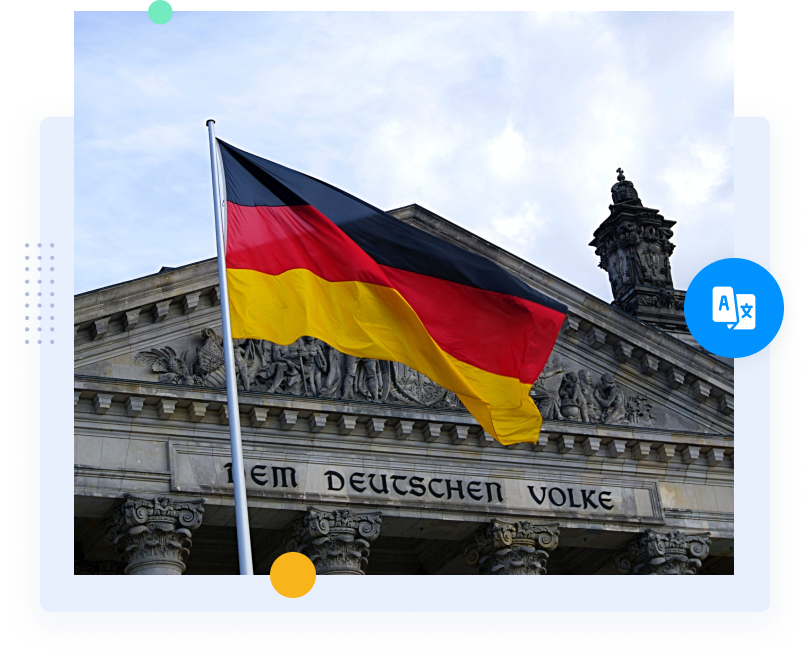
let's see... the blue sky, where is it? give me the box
[75,11,733,301]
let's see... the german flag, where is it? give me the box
[218,140,567,445]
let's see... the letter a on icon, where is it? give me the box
[712,287,738,323]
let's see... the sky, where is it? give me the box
[75,11,733,302]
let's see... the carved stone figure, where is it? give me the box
[558,372,585,421]
[530,354,567,419]
[296,336,328,397]
[625,394,657,427]
[233,338,264,391]
[578,369,599,423]
[341,355,390,402]
[256,342,296,393]
[320,344,343,398]
[134,346,196,386]
[593,373,627,424]
[135,329,226,388]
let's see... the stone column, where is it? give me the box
[613,529,711,575]
[104,494,206,575]
[465,520,559,575]
[287,508,382,575]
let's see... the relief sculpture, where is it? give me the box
[136,329,451,410]
[529,355,657,428]
[135,331,659,427]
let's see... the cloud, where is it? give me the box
[74,11,733,301]
[489,123,528,178]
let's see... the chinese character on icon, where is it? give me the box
[712,287,755,330]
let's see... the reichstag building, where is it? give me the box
[74,172,733,575]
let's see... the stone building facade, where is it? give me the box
[74,175,733,575]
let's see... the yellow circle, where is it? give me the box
[270,552,316,598]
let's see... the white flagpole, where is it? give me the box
[206,119,254,575]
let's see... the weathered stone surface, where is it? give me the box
[640,353,659,375]
[91,317,110,340]
[666,366,686,390]
[582,437,601,456]
[656,443,677,462]
[690,379,711,403]
[394,420,414,439]
[103,494,205,575]
[188,401,208,422]
[450,425,469,445]
[157,398,176,420]
[338,414,358,435]
[421,422,442,442]
[614,340,634,363]
[93,393,112,414]
[465,520,559,575]
[590,169,687,332]
[614,529,711,575]
[308,413,327,433]
[706,448,726,467]
[278,410,298,430]
[125,396,144,417]
[152,300,170,323]
[681,445,701,464]
[562,315,580,335]
[557,435,575,454]
[249,406,268,427]
[287,508,382,575]
[586,327,606,349]
[123,309,140,331]
[366,417,386,437]
[183,292,200,315]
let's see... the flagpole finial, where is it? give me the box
[206,118,216,126]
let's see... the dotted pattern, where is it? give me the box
[20,243,56,345]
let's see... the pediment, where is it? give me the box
[74,205,733,436]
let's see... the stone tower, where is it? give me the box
[590,169,687,333]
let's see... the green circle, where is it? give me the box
[148,1,173,25]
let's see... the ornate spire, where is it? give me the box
[610,167,643,206]
[590,169,687,331]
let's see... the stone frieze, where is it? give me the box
[135,329,660,428]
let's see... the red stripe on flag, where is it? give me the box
[225,202,564,382]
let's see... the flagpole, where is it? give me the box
[206,119,254,575]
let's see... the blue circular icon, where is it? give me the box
[685,258,784,358]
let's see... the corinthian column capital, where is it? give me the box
[287,508,382,575]
[614,529,711,575]
[465,519,559,575]
[103,494,205,575]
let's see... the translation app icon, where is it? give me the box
[685,258,783,358]
[712,287,755,330]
